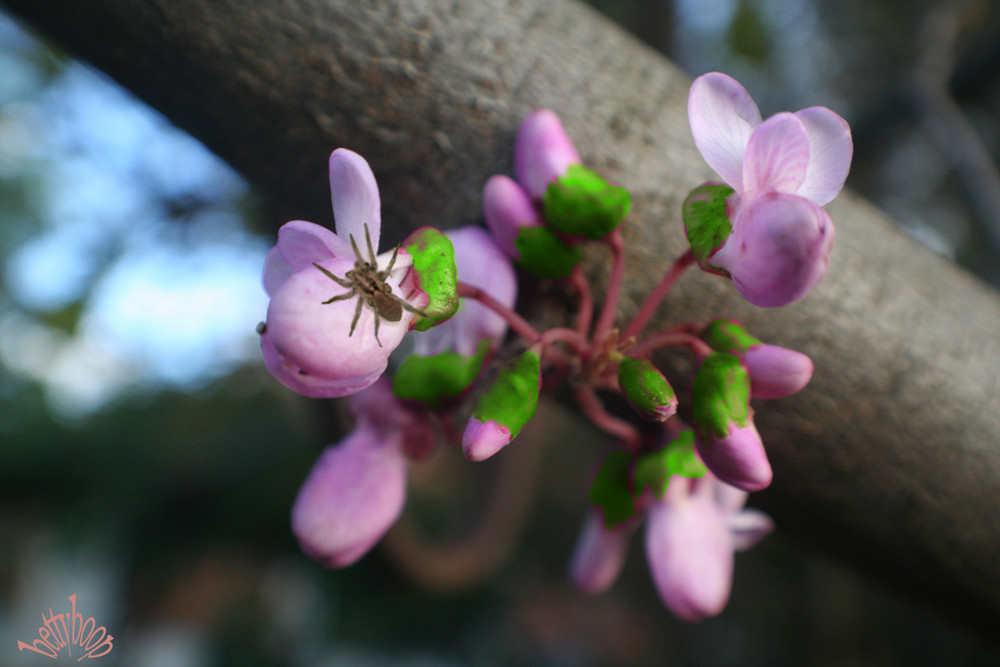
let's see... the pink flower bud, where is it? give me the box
[483,174,544,260]
[462,416,511,462]
[569,512,632,594]
[744,344,813,399]
[695,421,772,492]
[644,477,733,621]
[291,422,408,568]
[514,109,581,199]
[711,191,834,307]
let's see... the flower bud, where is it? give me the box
[483,175,543,260]
[691,352,772,491]
[618,356,677,422]
[291,422,408,568]
[462,349,541,461]
[514,109,581,199]
[744,344,813,399]
[570,512,632,594]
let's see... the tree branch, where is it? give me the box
[5,0,1000,639]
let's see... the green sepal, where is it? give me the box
[392,339,491,409]
[404,227,459,331]
[701,318,762,355]
[692,352,751,439]
[513,225,582,279]
[618,356,677,421]
[682,183,735,272]
[633,431,707,501]
[542,164,631,240]
[589,450,636,529]
[472,349,541,439]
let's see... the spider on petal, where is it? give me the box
[313,223,428,346]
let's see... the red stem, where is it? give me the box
[569,265,593,339]
[625,330,713,361]
[593,229,626,342]
[621,248,695,341]
[574,385,641,452]
[458,282,541,343]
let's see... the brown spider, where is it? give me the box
[312,224,428,347]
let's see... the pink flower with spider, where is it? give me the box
[687,72,852,307]
[259,149,428,398]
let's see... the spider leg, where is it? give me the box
[322,288,356,305]
[313,262,354,288]
[393,294,431,319]
[348,233,367,267]
[364,223,378,265]
[372,305,383,347]
[379,243,400,280]
[348,295,364,338]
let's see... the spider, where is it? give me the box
[312,224,428,347]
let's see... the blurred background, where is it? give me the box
[2,0,1000,664]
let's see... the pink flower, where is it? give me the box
[644,473,773,621]
[688,72,852,306]
[292,379,434,568]
[411,226,517,356]
[744,343,813,399]
[695,420,772,492]
[260,149,427,397]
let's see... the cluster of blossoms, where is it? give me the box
[258,72,852,621]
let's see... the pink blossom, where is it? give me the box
[695,420,772,492]
[645,474,773,621]
[292,379,434,567]
[688,72,852,306]
[744,343,813,399]
[260,148,426,397]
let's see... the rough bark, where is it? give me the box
[5,0,1000,639]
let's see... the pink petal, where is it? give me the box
[462,416,511,462]
[728,508,774,551]
[744,344,813,399]
[695,422,772,492]
[645,492,734,621]
[743,112,810,195]
[292,424,409,568]
[513,109,581,199]
[260,334,385,398]
[688,72,762,192]
[329,148,382,252]
[277,219,350,270]
[483,174,543,260]
[794,106,853,206]
[262,246,295,296]
[569,512,632,594]
[713,192,835,307]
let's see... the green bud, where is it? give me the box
[701,318,762,355]
[634,431,707,500]
[692,352,751,439]
[513,225,582,279]
[589,450,636,529]
[392,339,491,409]
[542,164,631,240]
[618,356,677,422]
[405,227,459,331]
[682,183,734,271]
[472,349,541,439]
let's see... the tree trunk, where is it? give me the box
[5,0,1000,639]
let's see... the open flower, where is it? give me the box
[687,72,852,306]
[260,148,427,398]
[644,473,773,621]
